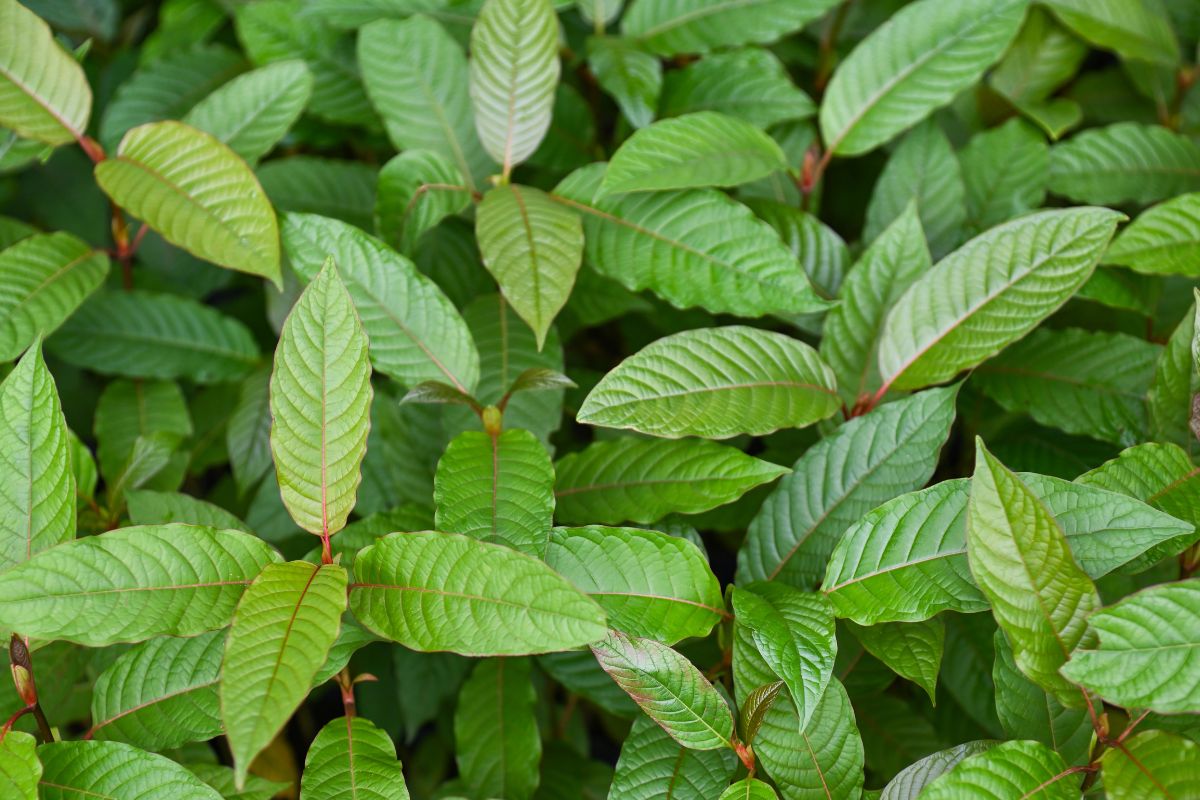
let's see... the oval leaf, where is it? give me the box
[300,716,411,799]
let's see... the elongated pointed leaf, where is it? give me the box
[721,779,777,800]
[1042,0,1179,66]
[880,741,996,800]
[1105,191,1200,276]
[622,0,840,56]
[374,150,472,255]
[455,658,540,800]
[222,561,347,785]
[0,524,279,645]
[300,716,410,800]
[819,0,1027,156]
[960,117,1049,233]
[579,326,840,439]
[661,48,813,128]
[38,741,222,800]
[847,619,943,703]
[94,121,281,285]
[588,36,661,130]
[1076,442,1200,527]
[1100,730,1200,800]
[1048,122,1200,205]
[609,715,736,800]
[917,740,1075,799]
[547,525,724,644]
[350,531,607,655]
[270,260,373,537]
[0,732,38,800]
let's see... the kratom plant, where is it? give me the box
[0,0,1199,797]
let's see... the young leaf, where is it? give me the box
[0,731,39,800]
[588,36,662,130]
[222,561,347,786]
[1105,191,1200,276]
[38,740,223,800]
[660,48,814,129]
[93,121,281,286]
[350,531,607,655]
[738,680,784,745]
[269,259,373,539]
[609,715,736,800]
[1048,122,1200,205]
[300,716,411,800]
[1099,730,1200,800]
[916,740,1075,799]
[847,619,944,704]
[880,741,997,800]
[578,326,840,439]
[720,779,778,800]
[621,0,841,56]
[1041,0,1179,66]
[454,658,540,800]
[374,150,472,255]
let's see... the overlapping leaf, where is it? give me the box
[0,732,38,800]
[300,716,411,800]
[454,658,540,800]
[588,37,661,130]
[847,618,943,703]
[1100,730,1200,800]
[1076,442,1200,528]
[660,48,814,128]
[1048,122,1200,205]
[1042,0,1179,65]
[1105,192,1200,276]
[37,741,222,800]
[608,715,736,800]
[374,150,472,255]
[880,741,996,800]
[622,0,841,56]
[918,740,1075,799]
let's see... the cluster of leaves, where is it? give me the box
[1,0,1200,797]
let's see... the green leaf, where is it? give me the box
[847,618,944,703]
[94,121,281,286]
[739,385,958,588]
[0,232,109,360]
[0,0,92,145]
[621,0,841,56]
[878,207,1123,392]
[553,163,830,317]
[602,111,786,193]
[720,779,777,800]
[608,715,736,800]
[282,213,479,393]
[358,15,494,190]
[49,290,260,384]
[0,342,74,570]
[0,731,39,800]
[300,715,411,800]
[578,325,840,439]
[93,379,190,491]
[455,658,540,800]
[1048,122,1200,205]
[258,157,377,231]
[732,583,835,732]
[659,48,814,129]
[476,184,583,349]
[553,437,788,525]
[0,523,279,645]
[226,367,273,497]
[1076,442,1200,528]
[350,530,607,655]
[967,440,1100,707]
[1100,730,1200,800]
[1077,266,1162,316]
[126,490,248,533]
[222,561,347,785]
[819,0,1027,156]
[588,36,661,130]
[1060,579,1200,713]
[960,117,1049,233]
[183,60,313,165]
[916,739,1075,799]
[1149,303,1198,452]
[469,0,560,173]
[433,428,555,558]
[1106,192,1200,276]
[547,525,724,644]
[191,765,290,800]
[1042,0,1179,66]
[374,150,472,256]
[88,630,224,750]
[592,629,734,750]
[879,741,996,800]
[989,8,1088,113]
[270,259,373,537]
[38,740,222,800]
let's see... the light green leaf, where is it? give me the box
[547,525,724,644]
[0,342,74,570]
[916,740,1075,799]
[0,731,39,800]
[1042,0,1179,66]
[967,440,1100,707]
[350,530,607,655]
[602,111,786,193]
[0,232,109,360]
[469,0,560,173]
[93,379,190,490]
[222,561,347,785]
[746,201,848,298]
[455,658,540,800]
[588,36,661,130]
[374,150,472,256]
[37,740,222,800]
[578,325,840,439]
[960,117,1048,233]
[1048,122,1200,205]
[88,630,224,750]
[720,778,777,800]
[608,715,736,800]
[476,183,583,349]
[282,213,479,393]
[0,523,279,645]
[847,618,943,703]
[1060,579,1200,713]
[0,0,92,145]
[1100,730,1200,800]
[126,490,250,533]
[660,48,814,129]
[739,385,958,588]
[621,0,841,56]
[94,121,281,286]
[270,259,373,537]
[878,207,1123,392]
[258,157,377,231]
[300,716,410,800]
[434,428,555,558]
[553,163,830,316]
[554,437,788,525]
[592,629,734,750]
[819,0,1028,156]
[1076,442,1200,528]
[1106,192,1200,276]
[183,59,313,165]
[880,741,996,800]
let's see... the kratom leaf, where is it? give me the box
[819,0,1027,156]
[0,524,278,645]
[578,326,840,439]
[738,680,784,745]
[269,259,373,537]
[608,715,736,800]
[916,740,1076,799]
[350,531,607,655]
[227,368,272,496]
[967,440,1100,707]
[554,437,788,525]
[879,741,996,800]
[1076,442,1200,528]
[454,658,540,800]
[739,385,958,588]
[192,765,289,800]
[0,0,92,145]
[602,111,787,193]
[659,48,814,129]
[592,629,734,750]
[547,525,725,644]
[859,618,947,702]
[621,0,841,56]
[553,163,830,316]
[94,121,281,286]
[1060,579,1200,713]
[300,716,411,800]
[1100,730,1200,800]
[222,561,347,785]
[720,779,777,800]
[1048,122,1200,205]
[93,379,190,493]
[433,428,555,558]
[0,342,74,570]
[0,232,109,360]
[960,117,1049,233]
[1105,192,1200,276]
[1149,302,1198,452]
[475,183,583,349]
[469,0,561,173]
[374,150,472,255]
[257,157,377,231]
[504,367,575,396]
[989,8,1087,113]
[37,740,222,800]
[0,731,38,800]
[1076,266,1161,316]
[588,36,662,130]
[88,630,224,750]
[1042,0,1179,66]
[878,207,1123,392]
